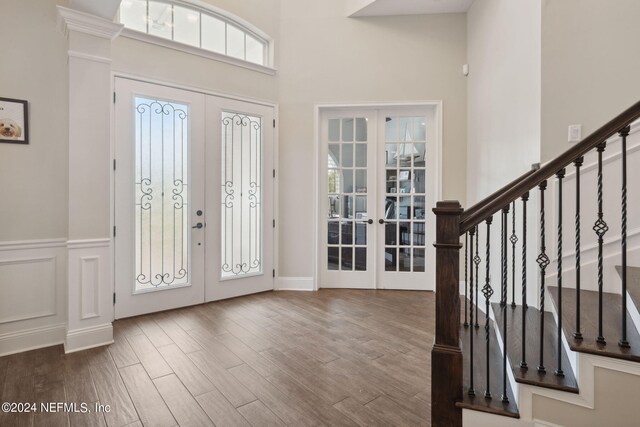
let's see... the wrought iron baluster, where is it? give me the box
[619,126,631,348]
[501,206,510,403]
[468,227,476,396]
[556,169,566,377]
[521,192,529,369]
[474,227,481,328]
[573,157,584,340]
[483,216,494,399]
[501,208,507,307]
[464,232,469,328]
[593,143,608,345]
[511,201,518,307]
[537,180,550,373]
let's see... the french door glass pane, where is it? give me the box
[384,115,427,272]
[221,112,262,278]
[327,117,368,272]
[134,97,190,292]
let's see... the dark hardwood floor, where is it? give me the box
[0,289,433,427]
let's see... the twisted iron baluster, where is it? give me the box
[501,206,509,403]
[593,143,608,345]
[573,157,584,340]
[501,207,507,307]
[483,216,494,399]
[464,232,469,328]
[468,227,476,396]
[511,201,518,307]
[474,227,481,328]
[521,192,529,369]
[619,126,631,348]
[537,180,550,373]
[556,169,566,377]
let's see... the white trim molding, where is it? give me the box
[57,6,124,40]
[0,323,66,358]
[65,323,114,353]
[0,239,67,251]
[275,277,315,291]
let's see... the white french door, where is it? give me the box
[319,107,437,290]
[114,78,274,319]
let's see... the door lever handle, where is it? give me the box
[357,219,374,224]
[192,223,203,229]
[379,219,386,224]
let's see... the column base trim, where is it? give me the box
[64,323,113,353]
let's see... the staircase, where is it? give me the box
[431,101,640,426]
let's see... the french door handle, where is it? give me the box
[192,222,203,229]
[379,219,386,224]
[357,219,374,225]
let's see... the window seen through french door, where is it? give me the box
[319,107,437,290]
[114,78,274,319]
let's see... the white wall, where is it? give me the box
[541,0,640,162]
[0,0,69,241]
[466,0,541,307]
[466,0,541,205]
[0,0,70,355]
[278,0,467,279]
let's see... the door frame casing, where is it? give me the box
[110,71,279,320]
[313,101,443,291]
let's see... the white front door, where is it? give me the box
[204,97,275,301]
[115,78,274,319]
[319,107,437,290]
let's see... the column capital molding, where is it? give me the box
[57,6,123,40]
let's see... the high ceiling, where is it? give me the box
[349,0,474,17]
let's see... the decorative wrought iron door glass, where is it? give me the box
[221,112,263,278]
[135,97,190,291]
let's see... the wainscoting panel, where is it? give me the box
[66,238,113,353]
[546,121,640,292]
[0,239,67,356]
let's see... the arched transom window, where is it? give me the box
[119,0,271,67]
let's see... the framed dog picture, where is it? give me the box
[0,97,29,145]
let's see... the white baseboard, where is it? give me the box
[0,323,66,357]
[64,322,113,353]
[275,277,315,291]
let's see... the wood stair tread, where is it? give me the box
[549,286,640,362]
[458,311,520,419]
[492,302,579,393]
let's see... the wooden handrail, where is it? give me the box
[460,100,640,234]
[462,163,540,225]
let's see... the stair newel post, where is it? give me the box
[468,227,476,396]
[464,232,469,328]
[474,228,480,328]
[501,205,510,403]
[431,201,464,427]
[555,168,566,377]
[511,201,518,307]
[537,180,550,373]
[619,126,631,348]
[594,142,608,345]
[573,156,584,341]
[520,192,529,369]
[483,216,494,399]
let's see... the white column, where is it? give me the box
[57,6,123,352]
